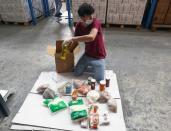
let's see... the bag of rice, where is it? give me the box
[43,97,68,113]
[68,99,88,121]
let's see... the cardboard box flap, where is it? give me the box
[47,45,56,57]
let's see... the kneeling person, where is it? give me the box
[68,3,107,82]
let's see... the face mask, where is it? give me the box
[85,19,93,26]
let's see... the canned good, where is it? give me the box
[106,77,110,87]
[88,77,93,85]
[91,79,96,90]
[65,83,72,94]
[99,80,106,91]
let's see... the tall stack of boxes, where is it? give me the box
[72,0,107,24]
[0,0,55,23]
[152,0,171,25]
[165,5,171,25]
[107,0,147,25]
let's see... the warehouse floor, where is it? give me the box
[0,17,171,131]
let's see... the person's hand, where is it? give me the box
[64,38,74,46]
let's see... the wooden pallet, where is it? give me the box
[151,24,171,31]
[73,22,141,30]
[2,21,30,26]
[0,10,56,26]
[104,23,141,30]
[73,22,107,27]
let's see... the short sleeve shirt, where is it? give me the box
[75,18,106,59]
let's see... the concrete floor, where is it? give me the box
[0,17,171,131]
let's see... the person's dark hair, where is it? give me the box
[78,3,95,17]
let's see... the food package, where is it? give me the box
[69,99,88,121]
[80,119,88,128]
[107,98,117,113]
[87,90,100,104]
[73,80,84,89]
[72,89,78,100]
[37,85,55,99]
[58,81,71,95]
[98,91,111,103]
[43,98,53,106]
[77,85,91,95]
[43,88,55,99]
[70,105,88,121]
[37,84,49,94]
[100,111,110,126]
[43,97,68,113]
[73,79,91,95]
[68,98,84,107]
[89,105,99,129]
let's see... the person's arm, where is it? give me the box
[71,28,98,43]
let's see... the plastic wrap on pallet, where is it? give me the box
[0,0,55,23]
[48,0,55,10]
[72,0,107,24]
[107,0,147,25]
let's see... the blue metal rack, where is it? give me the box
[28,0,72,26]
[42,0,47,17]
[45,0,51,17]
[28,0,50,25]
[142,0,158,29]
[28,0,37,25]
[66,0,72,27]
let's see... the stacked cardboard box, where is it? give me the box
[152,0,171,25]
[107,0,147,25]
[72,0,107,24]
[165,5,171,25]
[0,0,55,23]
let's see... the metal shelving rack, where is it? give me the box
[66,0,72,27]
[28,0,49,25]
[28,0,37,25]
[142,0,158,28]
[28,0,72,26]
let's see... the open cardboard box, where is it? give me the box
[47,40,84,73]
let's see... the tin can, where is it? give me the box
[99,80,106,91]
[106,77,110,87]
[88,77,93,85]
[65,83,72,94]
[91,79,96,90]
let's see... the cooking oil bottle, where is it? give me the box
[60,41,69,60]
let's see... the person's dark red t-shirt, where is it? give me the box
[75,18,106,59]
